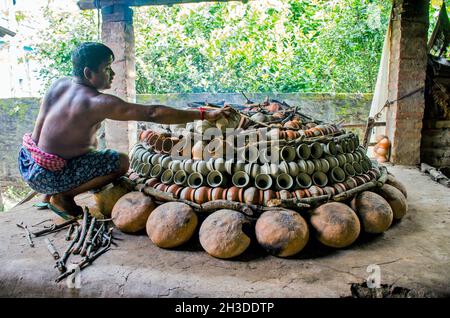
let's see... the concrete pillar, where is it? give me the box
[101,1,137,154]
[386,0,429,165]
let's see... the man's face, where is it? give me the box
[88,56,115,90]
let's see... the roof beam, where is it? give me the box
[77,0,247,10]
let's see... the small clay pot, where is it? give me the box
[322,186,336,196]
[263,189,276,205]
[308,185,324,197]
[210,187,224,201]
[243,187,262,205]
[167,184,182,198]
[194,186,210,204]
[145,178,159,188]
[226,186,241,202]
[333,183,347,194]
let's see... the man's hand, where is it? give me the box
[204,106,234,122]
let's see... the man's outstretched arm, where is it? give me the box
[93,94,232,124]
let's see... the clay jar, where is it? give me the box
[209,187,225,201]
[179,187,195,202]
[194,186,210,204]
[192,140,205,160]
[243,187,262,205]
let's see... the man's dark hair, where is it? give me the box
[71,42,114,78]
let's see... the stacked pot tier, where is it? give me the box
[129,132,381,206]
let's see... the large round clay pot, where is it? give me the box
[350,191,393,233]
[94,183,130,217]
[112,191,156,233]
[199,209,251,259]
[256,209,309,257]
[375,184,407,220]
[310,202,360,248]
[385,175,407,198]
[146,202,198,248]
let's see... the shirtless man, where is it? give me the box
[18,42,230,216]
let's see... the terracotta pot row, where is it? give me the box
[138,129,182,155]
[141,168,380,206]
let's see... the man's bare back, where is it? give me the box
[33,78,103,159]
[20,42,231,216]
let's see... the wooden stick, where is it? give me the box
[266,194,330,209]
[32,218,78,237]
[72,208,89,255]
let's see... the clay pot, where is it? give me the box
[354,176,366,186]
[160,169,174,184]
[296,144,311,160]
[179,187,195,201]
[167,184,182,198]
[150,164,163,178]
[276,173,294,190]
[322,141,337,155]
[145,178,160,188]
[93,183,130,217]
[232,171,250,188]
[344,177,358,190]
[329,166,346,183]
[192,140,204,160]
[187,172,204,188]
[309,142,324,159]
[199,209,251,259]
[291,189,308,199]
[343,163,356,177]
[278,189,292,200]
[284,120,300,130]
[161,137,174,154]
[194,186,210,204]
[385,175,408,198]
[333,183,347,194]
[322,186,336,196]
[280,146,296,162]
[210,187,224,201]
[146,202,198,248]
[310,202,360,248]
[226,186,241,202]
[173,170,188,186]
[351,191,393,234]
[375,184,407,220]
[312,171,328,187]
[285,130,297,140]
[255,174,273,190]
[243,187,262,205]
[308,185,324,197]
[112,192,156,233]
[262,190,276,205]
[155,183,168,192]
[148,133,160,147]
[206,170,227,187]
[296,173,312,189]
[255,209,309,257]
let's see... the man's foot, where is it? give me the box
[50,195,83,217]
[42,194,52,203]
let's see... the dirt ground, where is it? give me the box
[0,165,449,297]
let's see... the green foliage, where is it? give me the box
[30,8,99,92]
[31,0,391,94]
[133,0,390,94]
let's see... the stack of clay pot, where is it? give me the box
[129,129,379,207]
[119,104,409,259]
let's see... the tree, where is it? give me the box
[31,0,391,94]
